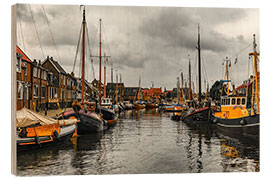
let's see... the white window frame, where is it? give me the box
[18,82,23,100]
[16,57,21,72]
[24,85,29,100]
[33,84,39,98]
[33,67,37,77]
[41,86,46,98]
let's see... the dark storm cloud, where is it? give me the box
[139,8,249,55]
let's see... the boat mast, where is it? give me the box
[81,6,86,104]
[197,24,202,103]
[177,77,180,104]
[188,55,192,100]
[224,57,230,95]
[99,19,102,105]
[181,72,184,102]
[104,53,107,98]
[249,34,260,113]
[116,70,118,104]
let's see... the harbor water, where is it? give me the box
[17,109,259,175]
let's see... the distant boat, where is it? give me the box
[16,108,77,152]
[133,76,145,110]
[145,102,159,109]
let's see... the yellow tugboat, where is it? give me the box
[212,34,259,136]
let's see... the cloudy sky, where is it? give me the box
[16,4,259,90]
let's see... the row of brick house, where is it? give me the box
[16,45,198,111]
[16,46,100,111]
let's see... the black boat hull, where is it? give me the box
[62,110,104,134]
[183,107,212,124]
[99,107,118,127]
[212,114,259,137]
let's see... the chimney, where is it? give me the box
[33,59,37,65]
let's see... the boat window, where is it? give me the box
[242,98,246,105]
[237,98,241,105]
[221,99,224,105]
[227,98,230,105]
[232,98,236,105]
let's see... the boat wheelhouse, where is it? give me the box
[214,96,248,120]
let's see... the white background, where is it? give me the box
[1,0,269,179]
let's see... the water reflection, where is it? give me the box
[17,109,259,176]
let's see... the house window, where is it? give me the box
[38,69,42,79]
[23,62,27,77]
[33,84,39,98]
[33,67,37,77]
[16,57,21,72]
[24,85,29,100]
[41,86,46,98]
[18,82,23,100]
[44,71,47,80]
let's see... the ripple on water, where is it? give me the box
[16,109,260,175]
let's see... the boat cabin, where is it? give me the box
[215,96,249,119]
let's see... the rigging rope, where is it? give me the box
[72,23,83,73]
[28,4,45,58]
[41,5,62,63]
[17,5,26,52]
[86,23,95,79]
[228,43,252,61]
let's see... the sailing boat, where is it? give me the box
[212,34,259,136]
[133,76,145,110]
[183,25,212,124]
[60,6,105,134]
[92,18,118,127]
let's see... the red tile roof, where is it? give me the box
[16,46,31,63]
[150,88,162,95]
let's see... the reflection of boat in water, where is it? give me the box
[16,108,77,152]
[71,133,102,151]
[218,138,259,172]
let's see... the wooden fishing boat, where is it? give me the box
[60,7,109,134]
[60,108,105,134]
[182,25,212,123]
[133,103,145,110]
[17,123,76,152]
[99,106,118,127]
[183,106,212,124]
[16,108,77,152]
